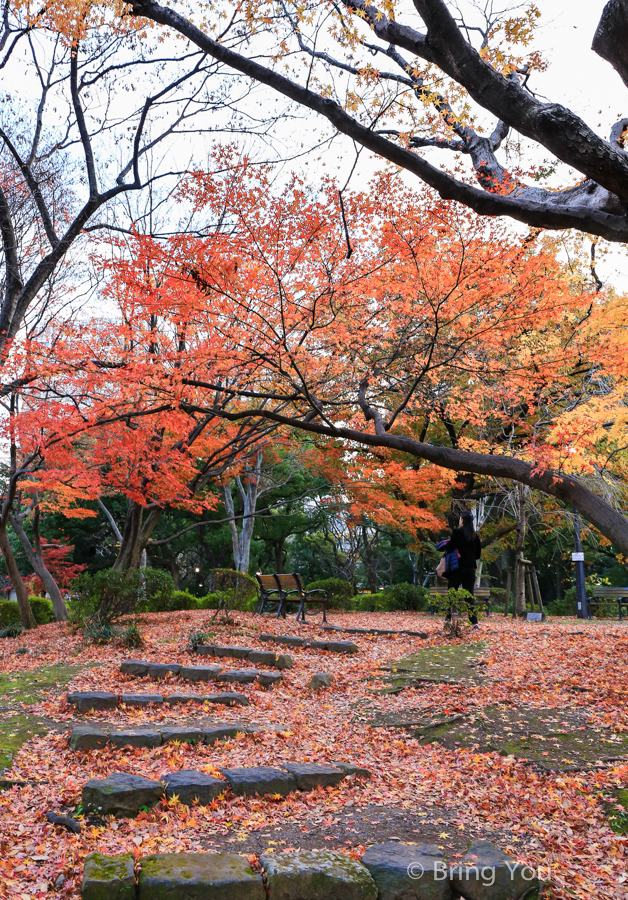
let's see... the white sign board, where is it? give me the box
[572,552,584,562]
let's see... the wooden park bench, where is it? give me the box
[426,582,492,617]
[586,586,628,620]
[255,573,328,623]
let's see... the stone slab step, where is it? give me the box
[323,625,428,638]
[81,762,359,817]
[67,690,249,712]
[257,634,359,654]
[83,841,537,900]
[195,646,293,669]
[70,722,260,750]
[120,659,287,682]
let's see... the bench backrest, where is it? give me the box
[256,574,279,595]
[429,585,491,597]
[274,573,304,594]
[593,586,628,598]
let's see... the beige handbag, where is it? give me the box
[436,556,447,578]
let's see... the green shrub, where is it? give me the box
[0,622,23,638]
[198,592,221,610]
[0,600,22,628]
[118,622,144,648]
[306,578,353,609]
[384,583,429,611]
[546,587,578,617]
[83,620,117,644]
[29,596,55,624]
[0,597,54,628]
[169,590,200,611]
[71,567,175,623]
[351,592,392,612]
[206,569,258,603]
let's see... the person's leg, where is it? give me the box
[446,572,462,620]
[461,571,478,625]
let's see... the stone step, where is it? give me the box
[84,842,539,899]
[80,763,359,816]
[323,625,428,638]
[195,646,294,669]
[257,634,359,654]
[66,690,249,713]
[70,722,257,750]
[120,658,288,682]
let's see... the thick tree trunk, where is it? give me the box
[274,539,285,573]
[0,524,36,629]
[10,515,68,622]
[114,502,163,571]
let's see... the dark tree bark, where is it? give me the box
[593,0,628,88]
[113,503,163,571]
[0,524,36,629]
[130,0,628,242]
[10,504,69,622]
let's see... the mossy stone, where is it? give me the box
[82,852,135,900]
[260,850,378,900]
[138,852,264,900]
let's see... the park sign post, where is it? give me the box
[573,510,588,619]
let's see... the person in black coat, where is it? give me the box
[445,510,482,626]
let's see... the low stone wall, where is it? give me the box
[68,721,266,751]
[120,659,286,684]
[82,842,540,900]
[81,763,367,816]
[193,646,295,668]
[66,690,249,712]
[258,634,359,653]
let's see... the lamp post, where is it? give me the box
[573,509,587,619]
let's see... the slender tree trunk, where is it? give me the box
[274,539,285,573]
[514,484,527,616]
[10,514,68,622]
[0,523,36,628]
[222,451,263,574]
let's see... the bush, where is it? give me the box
[29,596,55,624]
[206,569,258,603]
[0,622,23,638]
[198,593,221,610]
[306,578,353,609]
[169,590,201,611]
[546,587,578,617]
[0,600,21,628]
[0,597,54,628]
[118,622,144,648]
[206,569,257,621]
[70,567,175,623]
[384,583,429,611]
[351,592,392,612]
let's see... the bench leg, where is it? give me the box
[619,601,623,622]
[322,603,327,624]
[296,600,305,622]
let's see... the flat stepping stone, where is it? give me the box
[148,663,181,679]
[326,641,358,654]
[362,841,450,900]
[120,660,151,676]
[221,766,297,797]
[179,665,223,681]
[120,693,164,706]
[138,852,264,900]
[281,762,345,790]
[323,625,428,638]
[331,761,372,779]
[216,669,260,684]
[161,770,225,805]
[206,692,249,707]
[164,693,205,705]
[209,645,253,659]
[69,726,109,751]
[261,634,305,647]
[452,840,539,899]
[260,849,377,900]
[109,729,162,749]
[67,691,119,712]
[82,772,163,817]
[275,653,293,670]
[248,650,278,667]
[83,852,135,900]
[258,672,283,687]
[308,640,329,650]
[203,725,245,744]
[161,726,206,744]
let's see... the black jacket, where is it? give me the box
[446,527,481,571]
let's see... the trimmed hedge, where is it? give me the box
[0,596,55,627]
[350,583,429,612]
[305,578,353,609]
